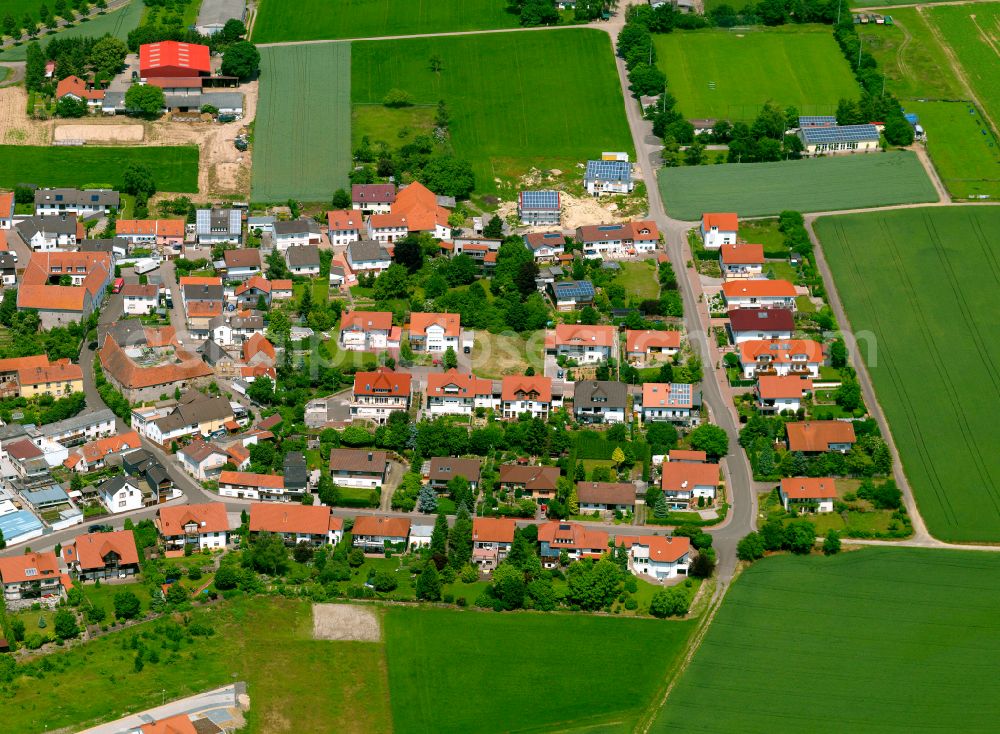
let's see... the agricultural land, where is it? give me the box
[659,151,937,220]
[816,206,1000,542]
[252,0,520,43]
[251,44,352,201]
[385,606,695,734]
[0,144,199,193]
[652,25,859,121]
[351,30,634,195]
[0,0,145,62]
[651,548,1000,733]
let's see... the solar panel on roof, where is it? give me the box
[597,225,621,231]
[520,190,559,210]
[554,281,595,298]
[798,115,837,127]
[801,124,879,144]
[585,160,631,182]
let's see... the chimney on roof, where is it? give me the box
[367,452,373,462]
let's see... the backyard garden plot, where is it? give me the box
[252,43,351,202]
[659,152,937,220]
[816,207,1000,542]
[926,3,1000,136]
[0,144,199,192]
[351,30,634,193]
[253,0,519,43]
[652,26,859,121]
[906,100,1000,199]
[385,606,695,734]
[650,548,1000,733]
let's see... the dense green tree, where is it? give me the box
[484,215,503,239]
[114,589,141,620]
[54,608,79,640]
[416,563,442,600]
[784,519,817,555]
[823,529,842,556]
[491,563,526,610]
[221,41,260,80]
[688,423,729,460]
[90,36,128,78]
[650,586,689,618]
[125,84,165,119]
[373,264,409,300]
[448,505,473,568]
[248,531,289,575]
[736,531,765,561]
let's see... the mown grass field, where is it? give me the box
[926,3,1000,139]
[352,30,634,193]
[0,144,198,192]
[615,260,660,301]
[2,597,391,734]
[252,43,351,202]
[651,548,1000,733]
[652,25,858,120]
[816,207,1000,542]
[253,0,519,42]
[659,152,936,220]
[471,330,545,378]
[906,100,1000,199]
[386,606,696,734]
[0,0,145,61]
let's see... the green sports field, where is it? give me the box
[253,0,519,42]
[926,3,1000,138]
[252,43,352,202]
[816,207,1000,542]
[906,100,1000,199]
[651,548,1000,733]
[652,25,859,121]
[0,0,145,61]
[0,144,198,192]
[659,152,937,220]
[385,606,695,733]
[352,30,634,193]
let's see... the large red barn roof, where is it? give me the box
[140,41,211,76]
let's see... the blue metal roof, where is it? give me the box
[801,124,880,144]
[0,510,43,541]
[520,190,560,211]
[585,160,631,183]
[21,486,70,507]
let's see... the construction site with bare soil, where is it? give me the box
[0,82,258,199]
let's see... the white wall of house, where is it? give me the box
[502,399,550,420]
[100,483,143,514]
[741,360,820,380]
[732,329,793,344]
[701,227,736,250]
[123,295,158,315]
[629,548,690,580]
[557,344,611,364]
[331,471,383,489]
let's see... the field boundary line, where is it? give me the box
[255,22,607,48]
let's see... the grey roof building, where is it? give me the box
[196,0,247,35]
[16,214,78,238]
[285,244,320,269]
[347,239,390,263]
[273,218,321,236]
[574,380,628,424]
[284,451,308,491]
[34,188,119,214]
[196,209,242,242]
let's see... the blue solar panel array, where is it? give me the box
[666,383,692,406]
[798,115,837,127]
[585,159,631,182]
[801,124,880,144]
[520,190,560,210]
[553,280,596,299]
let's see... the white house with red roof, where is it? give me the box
[425,369,495,416]
[739,339,824,379]
[661,461,720,509]
[719,243,765,279]
[639,382,700,425]
[391,181,452,240]
[523,232,566,262]
[537,521,608,567]
[700,212,738,249]
[552,324,617,364]
[219,470,289,501]
[351,367,412,423]
[779,477,837,513]
[249,503,343,546]
[0,191,14,229]
[472,517,516,570]
[352,184,396,214]
[326,209,363,246]
[339,310,399,352]
[756,375,813,413]
[0,551,68,603]
[157,502,231,550]
[55,75,105,109]
[619,535,691,580]
[722,280,797,310]
[367,213,409,244]
[625,329,681,365]
[575,220,659,259]
[407,312,460,352]
[63,529,141,581]
[353,515,411,552]
[727,308,795,344]
[501,375,558,420]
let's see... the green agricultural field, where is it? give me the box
[927,3,1000,136]
[0,597,391,734]
[0,144,198,192]
[0,0,145,61]
[252,43,351,202]
[651,548,1000,733]
[352,30,634,193]
[659,151,937,220]
[386,606,695,734]
[652,25,859,121]
[907,100,1000,199]
[253,0,519,42]
[856,10,963,100]
[816,207,1000,542]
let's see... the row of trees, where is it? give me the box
[2,0,108,43]
[25,33,126,92]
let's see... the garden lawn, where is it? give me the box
[253,0,519,42]
[739,219,787,257]
[659,152,937,220]
[652,25,859,121]
[926,3,1000,140]
[385,605,695,734]
[0,0,146,61]
[252,43,351,202]
[0,145,198,192]
[615,260,659,301]
[650,548,1000,733]
[352,30,634,193]
[816,207,1000,542]
[907,100,1000,199]
[1,597,391,734]
[472,330,544,378]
